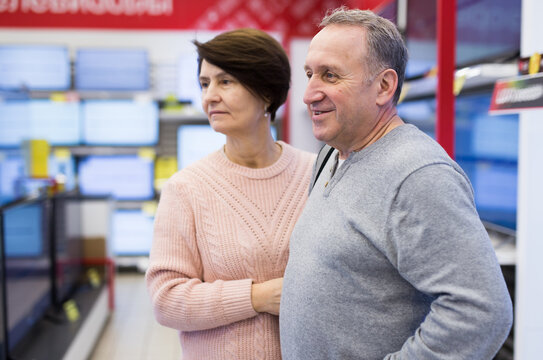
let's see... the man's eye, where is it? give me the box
[305,71,312,79]
[325,72,337,81]
[200,82,209,88]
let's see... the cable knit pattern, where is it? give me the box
[146,141,315,360]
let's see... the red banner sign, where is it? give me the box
[0,0,357,37]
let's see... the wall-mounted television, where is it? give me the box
[0,150,77,206]
[177,124,277,170]
[0,152,24,206]
[0,100,81,148]
[111,209,154,256]
[404,0,521,78]
[0,197,52,352]
[81,100,158,146]
[75,48,149,91]
[78,155,154,200]
[0,45,71,91]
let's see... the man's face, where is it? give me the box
[303,24,381,151]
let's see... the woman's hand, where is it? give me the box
[251,277,283,315]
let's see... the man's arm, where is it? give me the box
[385,164,512,360]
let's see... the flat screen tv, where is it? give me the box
[0,197,52,352]
[177,124,277,170]
[0,100,81,147]
[50,192,83,308]
[78,155,154,200]
[397,92,518,230]
[0,45,71,91]
[0,152,24,206]
[404,0,521,78]
[75,48,149,91]
[0,150,77,205]
[111,209,154,256]
[81,100,159,146]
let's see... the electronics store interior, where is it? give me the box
[1,0,542,359]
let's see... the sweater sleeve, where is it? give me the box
[145,177,258,332]
[384,164,512,360]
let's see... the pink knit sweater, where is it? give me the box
[146,141,315,360]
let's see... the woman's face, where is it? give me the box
[199,60,268,138]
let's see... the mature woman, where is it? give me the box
[145,28,315,360]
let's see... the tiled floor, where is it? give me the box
[89,272,182,360]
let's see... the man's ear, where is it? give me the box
[375,69,398,106]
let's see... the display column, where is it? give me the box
[516,0,543,358]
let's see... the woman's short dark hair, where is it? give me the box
[193,28,290,121]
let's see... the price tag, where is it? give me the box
[53,147,71,160]
[142,201,158,217]
[138,147,156,161]
[63,300,80,322]
[529,53,541,75]
[87,268,101,288]
[453,73,467,95]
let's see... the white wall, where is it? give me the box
[516,0,543,358]
[288,38,323,153]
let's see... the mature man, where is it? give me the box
[280,7,512,360]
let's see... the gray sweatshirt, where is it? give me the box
[280,124,512,360]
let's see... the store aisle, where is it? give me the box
[89,272,182,360]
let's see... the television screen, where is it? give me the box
[0,153,24,206]
[78,155,154,200]
[111,209,154,256]
[0,150,77,205]
[397,93,519,230]
[0,197,52,351]
[81,100,159,146]
[177,124,277,170]
[405,0,521,78]
[0,45,71,91]
[0,100,81,147]
[75,48,149,91]
[51,193,83,308]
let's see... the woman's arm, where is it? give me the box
[146,178,259,332]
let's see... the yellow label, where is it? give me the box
[142,201,158,217]
[50,92,67,102]
[63,300,80,322]
[138,147,156,161]
[398,83,410,104]
[53,147,71,160]
[24,139,50,178]
[87,268,101,288]
[453,74,467,96]
[155,156,177,178]
[529,53,541,75]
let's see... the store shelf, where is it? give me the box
[159,109,207,123]
[402,63,518,101]
[10,284,110,360]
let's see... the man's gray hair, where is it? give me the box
[320,6,408,105]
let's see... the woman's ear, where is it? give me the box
[376,69,398,106]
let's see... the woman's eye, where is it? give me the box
[305,71,312,79]
[221,79,232,85]
[200,82,209,89]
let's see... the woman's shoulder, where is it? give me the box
[165,150,223,187]
[280,141,317,163]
